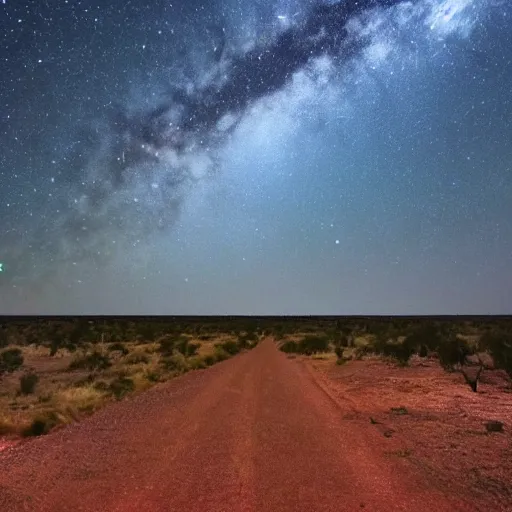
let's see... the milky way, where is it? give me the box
[1,0,511,314]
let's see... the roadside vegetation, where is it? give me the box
[275,317,512,393]
[0,318,261,438]
[1,316,511,440]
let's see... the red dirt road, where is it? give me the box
[0,340,479,511]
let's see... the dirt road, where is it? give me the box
[0,339,478,511]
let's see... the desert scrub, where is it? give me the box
[279,336,329,355]
[19,372,39,395]
[124,351,150,365]
[68,351,111,371]
[56,385,106,413]
[22,414,59,437]
[188,356,208,370]
[108,342,129,355]
[175,339,201,357]
[215,340,240,355]
[372,337,415,366]
[109,377,135,399]
[213,346,230,362]
[0,347,24,374]
[480,331,512,379]
[161,352,189,373]
[0,414,16,435]
[279,341,299,353]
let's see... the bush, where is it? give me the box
[108,342,129,355]
[124,352,150,365]
[203,354,217,366]
[216,340,240,355]
[68,351,111,371]
[93,381,109,392]
[179,341,200,357]
[161,352,189,373]
[138,323,159,342]
[280,341,299,353]
[299,335,330,355]
[188,357,208,370]
[109,377,135,400]
[19,373,39,394]
[0,329,8,348]
[0,348,24,374]
[335,335,349,348]
[437,335,483,392]
[22,412,59,437]
[49,341,59,356]
[372,337,414,365]
[158,336,176,356]
[480,331,512,378]
[334,345,344,359]
[213,347,230,362]
[145,371,162,382]
[437,336,473,371]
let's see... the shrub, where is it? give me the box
[437,336,473,370]
[437,335,483,392]
[335,335,349,348]
[203,354,217,366]
[185,342,200,357]
[19,373,39,395]
[480,331,512,378]
[108,342,129,355]
[334,345,344,359]
[0,329,8,348]
[145,371,162,382]
[124,351,150,365]
[0,348,24,374]
[372,337,414,366]
[280,341,299,353]
[216,340,240,355]
[49,341,59,356]
[138,323,159,342]
[161,352,189,373]
[188,357,208,370]
[213,347,230,362]
[158,336,176,356]
[68,351,111,371]
[93,381,109,392]
[22,412,59,437]
[109,377,135,400]
[299,335,330,355]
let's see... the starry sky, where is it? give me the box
[0,0,511,315]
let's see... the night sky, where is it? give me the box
[1,0,511,315]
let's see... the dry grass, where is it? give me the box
[54,386,106,414]
[0,331,248,440]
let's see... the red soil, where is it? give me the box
[308,354,512,511]
[0,340,498,511]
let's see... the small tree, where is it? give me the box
[480,331,512,380]
[298,335,329,355]
[404,324,442,357]
[0,328,9,349]
[20,373,39,394]
[0,348,24,374]
[437,335,483,392]
[373,336,415,366]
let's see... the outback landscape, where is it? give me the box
[0,316,511,511]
